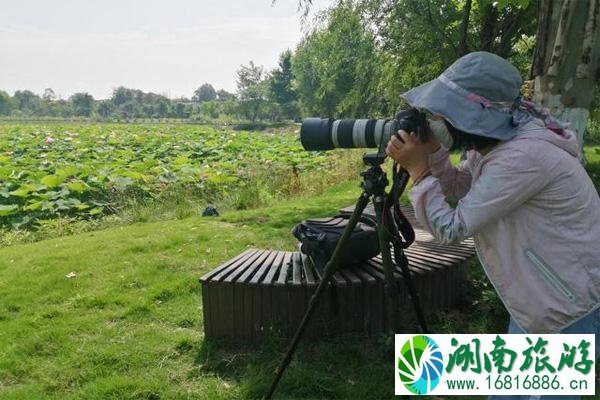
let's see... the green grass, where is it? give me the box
[0,177,494,400]
[1,147,598,399]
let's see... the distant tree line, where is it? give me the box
[0,50,299,123]
[2,0,598,125]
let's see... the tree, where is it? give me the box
[531,0,600,149]
[269,50,298,119]
[97,101,113,118]
[70,92,95,116]
[192,83,217,102]
[42,88,56,102]
[236,61,268,121]
[13,90,41,114]
[293,2,378,117]
[293,0,538,116]
[0,90,13,115]
[156,100,170,118]
[172,101,188,118]
[216,89,236,101]
[111,87,135,106]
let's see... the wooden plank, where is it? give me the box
[247,250,279,340]
[411,244,471,260]
[212,249,263,282]
[300,255,323,336]
[354,262,384,335]
[347,264,372,334]
[209,250,261,339]
[415,242,474,257]
[288,252,305,336]
[231,250,271,341]
[218,281,235,339]
[273,252,293,336]
[260,251,285,339]
[200,282,212,338]
[338,268,363,333]
[199,248,255,282]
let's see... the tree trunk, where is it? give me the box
[458,0,473,56]
[479,3,498,52]
[531,0,600,151]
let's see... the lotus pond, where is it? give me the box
[0,124,331,228]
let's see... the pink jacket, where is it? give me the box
[409,119,600,333]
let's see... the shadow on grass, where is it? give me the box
[195,333,395,400]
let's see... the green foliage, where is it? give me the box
[236,61,269,121]
[216,89,236,101]
[69,92,95,117]
[268,50,298,119]
[0,90,13,115]
[586,119,600,144]
[192,83,217,103]
[12,90,42,114]
[291,0,537,117]
[293,2,377,117]
[0,123,336,229]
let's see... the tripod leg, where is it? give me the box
[381,203,430,334]
[264,192,371,400]
[372,195,401,334]
[392,246,429,333]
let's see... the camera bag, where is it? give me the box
[292,214,380,269]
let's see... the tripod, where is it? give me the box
[264,153,428,400]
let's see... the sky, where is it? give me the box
[0,0,333,100]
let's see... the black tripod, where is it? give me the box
[264,153,429,400]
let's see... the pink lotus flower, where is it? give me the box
[45,136,55,144]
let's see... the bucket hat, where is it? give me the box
[401,51,523,140]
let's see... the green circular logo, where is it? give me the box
[397,335,444,395]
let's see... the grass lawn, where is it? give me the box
[1,147,599,399]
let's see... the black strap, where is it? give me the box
[383,162,415,249]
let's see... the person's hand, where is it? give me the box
[385,130,430,179]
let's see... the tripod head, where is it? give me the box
[362,152,386,167]
[360,153,389,195]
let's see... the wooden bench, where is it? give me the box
[200,205,475,341]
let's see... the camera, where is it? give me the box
[299,108,429,152]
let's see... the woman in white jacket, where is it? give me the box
[386,52,600,400]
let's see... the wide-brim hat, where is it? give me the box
[401,51,523,140]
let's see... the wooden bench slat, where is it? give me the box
[201,248,257,282]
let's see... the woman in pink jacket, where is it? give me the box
[386,52,600,400]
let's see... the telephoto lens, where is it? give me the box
[299,109,426,151]
[300,118,398,151]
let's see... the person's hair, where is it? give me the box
[443,120,500,151]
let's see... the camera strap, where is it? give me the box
[384,162,415,249]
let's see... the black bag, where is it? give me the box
[292,215,380,269]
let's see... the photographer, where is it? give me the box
[386,51,600,381]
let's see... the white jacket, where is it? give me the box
[409,119,600,333]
